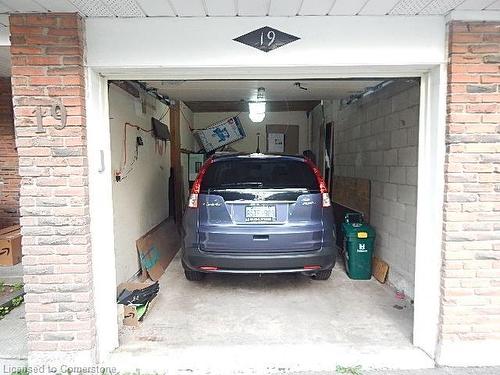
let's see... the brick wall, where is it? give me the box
[10,13,96,365]
[0,77,20,228]
[334,80,420,298]
[440,21,500,359]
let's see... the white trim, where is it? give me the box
[93,65,441,81]
[447,10,500,22]
[0,15,10,47]
[86,64,446,363]
[86,69,119,361]
[412,64,447,358]
[437,340,500,366]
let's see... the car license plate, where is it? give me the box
[245,205,276,222]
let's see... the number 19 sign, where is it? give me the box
[233,26,300,52]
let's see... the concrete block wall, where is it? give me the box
[438,21,500,365]
[0,77,20,228]
[334,80,420,298]
[10,13,96,366]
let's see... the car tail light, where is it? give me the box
[199,266,218,271]
[188,158,214,208]
[304,265,321,270]
[304,158,331,208]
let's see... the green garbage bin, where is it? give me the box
[341,213,376,280]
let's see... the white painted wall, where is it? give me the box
[108,85,171,284]
[85,16,446,76]
[334,80,420,299]
[193,111,310,154]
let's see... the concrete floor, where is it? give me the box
[0,304,28,369]
[107,254,433,374]
[0,263,23,284]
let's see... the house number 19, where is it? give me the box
[260,30,276,47]
[34,101,67,133]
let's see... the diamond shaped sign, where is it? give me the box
[234,26,300,52]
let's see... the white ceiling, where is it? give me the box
[0,0,498,17]
[143,79,385,101]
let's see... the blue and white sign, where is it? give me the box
[195,116,246,153]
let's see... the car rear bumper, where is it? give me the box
[182,246,337,273]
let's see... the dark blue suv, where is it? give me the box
[181,153,337,281]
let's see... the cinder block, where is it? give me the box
[405,205,418,226]
[384,149,398,166]
[376,166,390,182]
[407,126,419,146]
[383,214,399,235]
[398,185,418,205]
[384,183,398,202]
[406,166,418,185]
[391,128,408,148]
[392,90,410,112]
[390,166,407,184]
[398,146,418,166]
[390,201,407,221]
[371,181,384,198]
[398,221,417,245]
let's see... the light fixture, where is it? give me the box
[248,101,266,123]
[249,87,266,123]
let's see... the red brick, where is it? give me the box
[9,12,94,356]
[443,21,500,342]
[29,76,62,86]
[26,55,62,66]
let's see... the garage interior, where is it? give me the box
[106,78,428,371]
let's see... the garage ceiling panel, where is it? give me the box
[298,0,334,16]
[1,0,46,12]
[238,0,270,16]
[268,0,302,16]
[456,0,498,10]
[359,0,400,15]
[420,0,468,15]
[205,0,236,16]
[487,0,500,10]
[169,0,206,16]
[69,0,114,16]
[101,0,145,17]
[135,0,175,16]
[390,0,430,15]
[36,0,79,12]
[329,0,367,15]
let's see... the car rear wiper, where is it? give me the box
[220,182,264,188]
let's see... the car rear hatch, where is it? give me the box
[193,155,329,253]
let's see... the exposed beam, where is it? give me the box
[184,100,320,113]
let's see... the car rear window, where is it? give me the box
[201,158,319,191]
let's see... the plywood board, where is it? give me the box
[372,256,389,284]
[332,176,371,222]
[136,218,180,281]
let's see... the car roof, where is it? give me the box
[211,152,307,162]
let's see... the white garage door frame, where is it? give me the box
[84,16,447,364]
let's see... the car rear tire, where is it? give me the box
[311,269,332,280]
[184,269,205,281]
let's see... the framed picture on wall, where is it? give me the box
[268,133,285,153]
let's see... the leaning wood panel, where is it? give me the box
[332,176,371,222]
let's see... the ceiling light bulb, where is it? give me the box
[249,111,265,123]
[249,101,266,114]
[248,101,266,123]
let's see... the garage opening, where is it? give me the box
[105,78,431,372]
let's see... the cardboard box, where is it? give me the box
[117,282,158,327]
[0,225,22,266]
